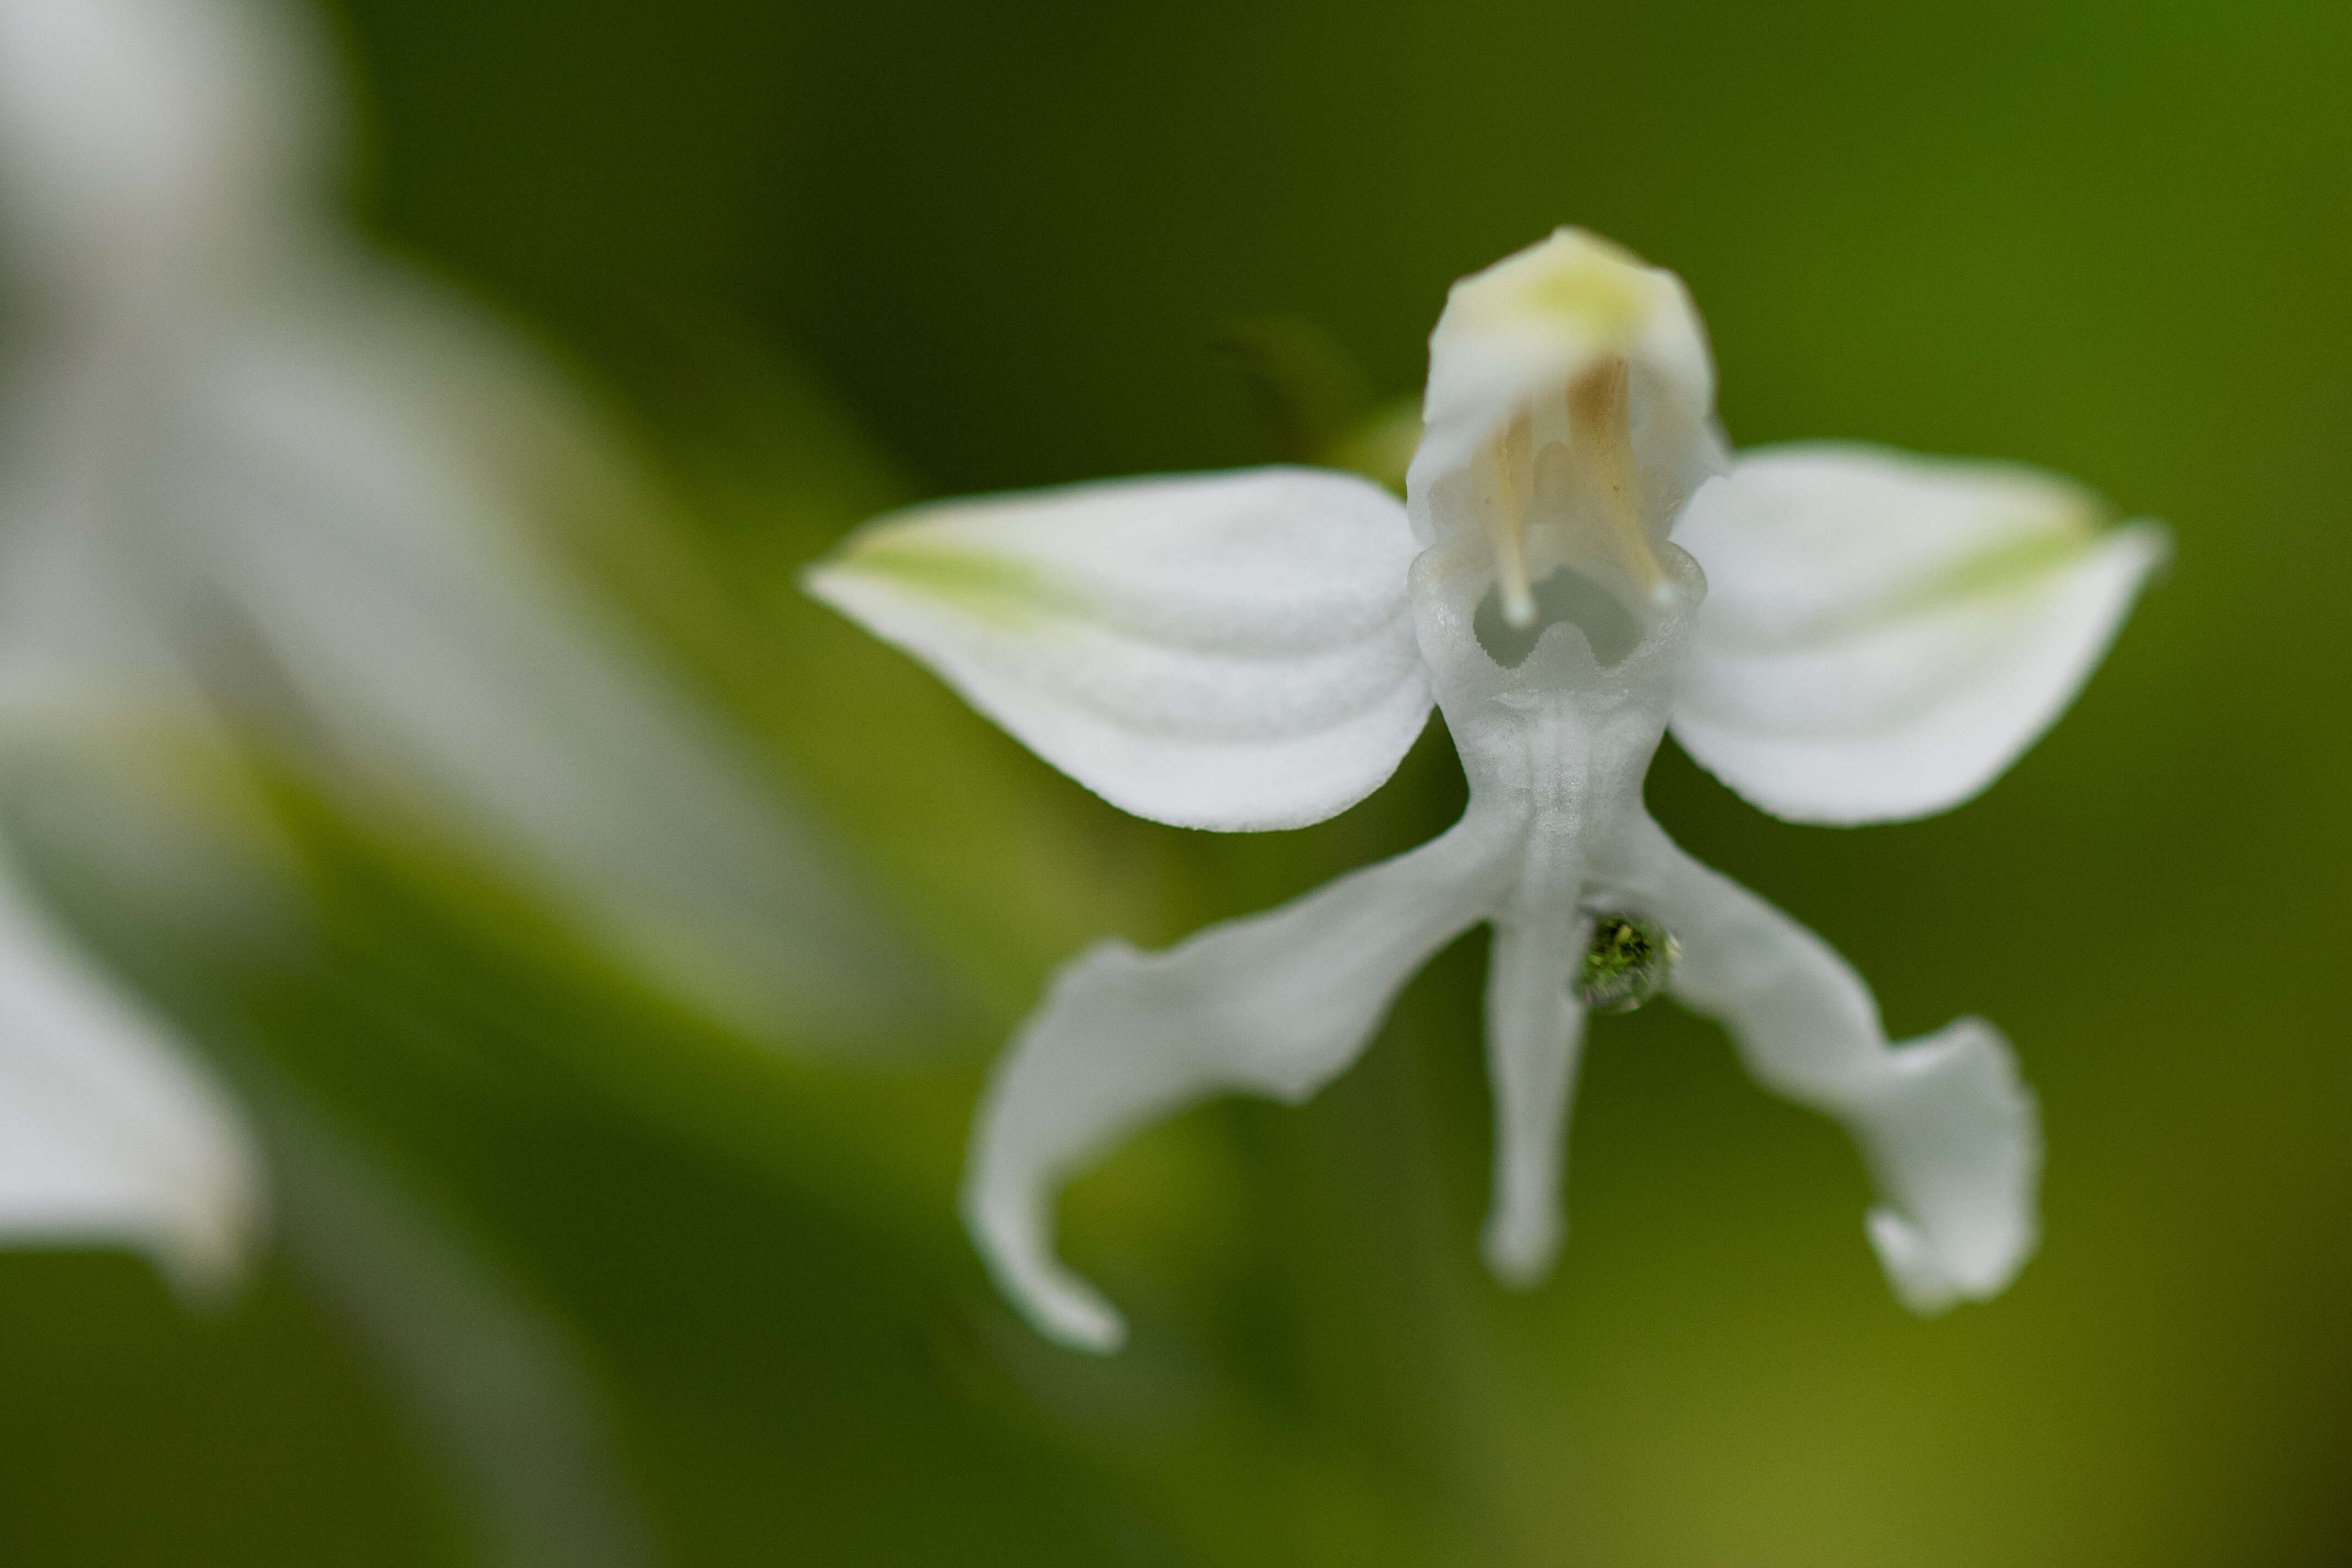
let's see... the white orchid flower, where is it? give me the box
[0,0,926,1050]
[0,0,926,1296]
[805,228,2165,1351]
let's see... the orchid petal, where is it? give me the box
[0,851,260,1295]
[965,815,1514,1350]
[805,468,1432,831]
[1671,444,2166,824]
[0,0,327,291]
[160,269,930,1045]
[1478,912,1587,1285]
[1647,838,2038,1309]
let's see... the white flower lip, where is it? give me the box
[806,229,2165,1351]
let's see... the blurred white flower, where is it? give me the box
[0,0,929,1043]
[0,0,923,1290]
[808,228,2165,1350]
[0,0,301,1294]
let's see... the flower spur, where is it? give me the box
[807,229,2164,1350]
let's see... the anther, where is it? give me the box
[1481,410,1538,627]
[1565,356,1669,597]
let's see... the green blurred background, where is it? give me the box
[4,0,2348,1563]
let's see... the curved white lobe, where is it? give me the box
[1672,444,2166,824]
[0,850,261,1294]
[1650,836,2039,1309]
[806,468,1433,831]
[964,815,1513,1349]
[1478,913,1586,1284]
